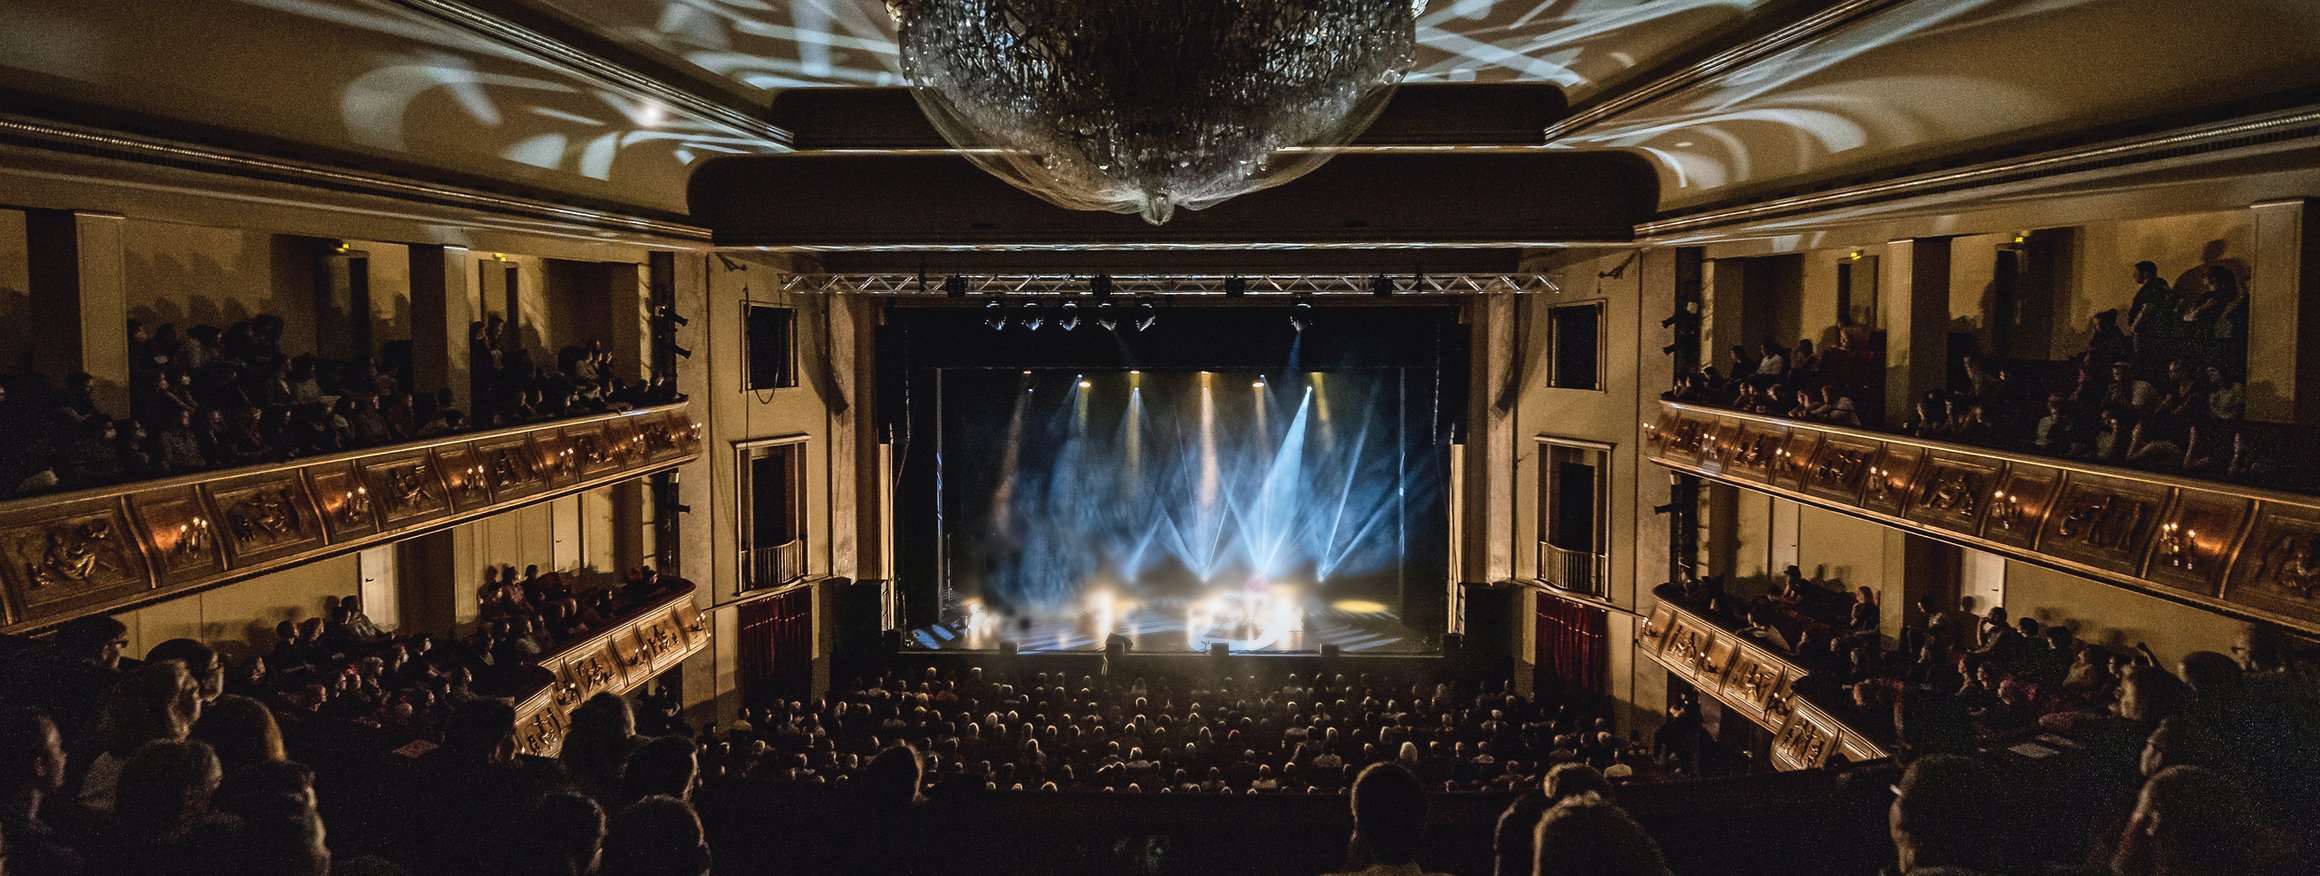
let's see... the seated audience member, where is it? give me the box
[0,708,84,876]
[2204,363,2244,421]
[2089,309,2133,367]
[143,639,225,705]
[1493,763,1613,876]
[3,615,128,747]
[619,735,701,806]
[93,739,225,876]
[80,660,204,813]
[1333,762,1444,876]
[191,693,287,778]
[1532,797,1671,876]
[600,795,711,876]
[1889,755,2010,876]
[517,792,607,876]
[561,692,640,805]
[2106,361,2159,414]
[2111,766,2261,876]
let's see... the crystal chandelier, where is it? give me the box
[889,1,1419,225]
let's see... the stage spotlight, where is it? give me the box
[1133,300,1158,331]
[1058,300,1081,331]
[943,274,968,298]
[1021,301,1044,331]
[669,343,692,360]
[1370,274,1395,296]
[1095,302,1120,331]
[1290,299,1315,333]
[1251,379,1266,389]
[1078,379,1092,389]
[653,305,690,327]
[984,299,1007,330]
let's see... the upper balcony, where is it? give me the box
[0,402,701,633]
[1644,399,2320,638]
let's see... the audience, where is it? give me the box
[0,313,678,497]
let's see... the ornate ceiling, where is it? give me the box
[2,0,2319,227]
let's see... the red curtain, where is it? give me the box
[739,587,815,707]
[1534,595,1608,700]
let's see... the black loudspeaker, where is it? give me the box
[1441,633,1464,656]
[879,629,904,653]
[1320,644,1342,659]
[1210,642,1230,658]
[1105,635,1130,660]
[1000,640,1020,658]
[836,580,888,658]
[1460,582,1513,660]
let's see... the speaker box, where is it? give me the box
[1459,582,1512,659]
[1105,635,1130,660]
[836,580,889,657]
[1209,642,1230,658]
[1320,644,1342,659]
[1000,640,1020,658]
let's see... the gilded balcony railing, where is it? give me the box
[0,402,702,633]
[514,578,712,757]
[1635,591,1890,770]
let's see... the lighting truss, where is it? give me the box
[777,273,1562,296]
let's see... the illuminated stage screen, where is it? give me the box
[883,304,1462,655]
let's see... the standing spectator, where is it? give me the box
[1889,755,2010,875]
[2127,261,2175,363]
[1533,797,1671,876]
[2089,309,2133,368]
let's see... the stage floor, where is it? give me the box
[906,595,1432,654]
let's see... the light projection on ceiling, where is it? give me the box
[551,0,1773,99]
[1554,0,2320,209]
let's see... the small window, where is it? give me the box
[1548,302,1602,390]
[746,304,797,390]
[739,439,807,592]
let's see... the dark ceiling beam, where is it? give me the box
[688,152,1657,250]
[810,248,1531,275]
[381,0,791,146]
[769,84,1570,151]
[1542,0,1909,142]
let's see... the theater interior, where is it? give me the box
[3,1,2320,875]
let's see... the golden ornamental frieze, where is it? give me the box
[0,405,698,634]
[1643,400,2320,637]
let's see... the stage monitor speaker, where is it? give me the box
[1105,635,1130,660]
[1209,642,1230,658]
[1441,633,1464,656]
[878,629,904,653]
[1459,582,1513,660]
[1320,644,1342,659]
[1000,640,1019,658]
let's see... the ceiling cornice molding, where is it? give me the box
[1542,0,1909,143]
[382,0,792,147]
[1634,103,2320,241]
[0,113,710,242]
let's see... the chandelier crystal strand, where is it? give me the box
[892,1,1418,225]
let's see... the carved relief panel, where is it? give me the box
[1658,615,1721,683]
[436,444,493,511]
[306,463,381,542]
[1769,431,1821,490]
[533,430,579,483]
[357,451,451,530]
[2142,489,2251,597]
[474,437,549,502]
[1861,445,1924,516]
[1801,436,1879,504]
[1662,416,1709,464]
[601,417,645,465]
[204,474,323,566]
[1770,703,1841,771]
[2227,501,2320,626]
[1723,423,1787,483]
[127,487,225,590]
[637,612,691,672]
[1905,453,2003,536]
[557,642,631,707]
[0,497,153,625]
[564,424,623,477]
[2040,473,2171,576]
[1981,464,2061,549]
[1643,411,1684,459]
[1695,420,1745,472]
[1720,644,1795,721]
[515,700,569,756]
[1638,603,1676,655]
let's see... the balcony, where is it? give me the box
[744,539,807,593]
[1537,542,1605,596]
[1636,588,1890,770]
[514,578,712,757]
[0,402,702,633]
[1644,399,2320,638]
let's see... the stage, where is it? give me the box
[905,593,1433,655]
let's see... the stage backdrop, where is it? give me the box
[882,304,1463,651]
